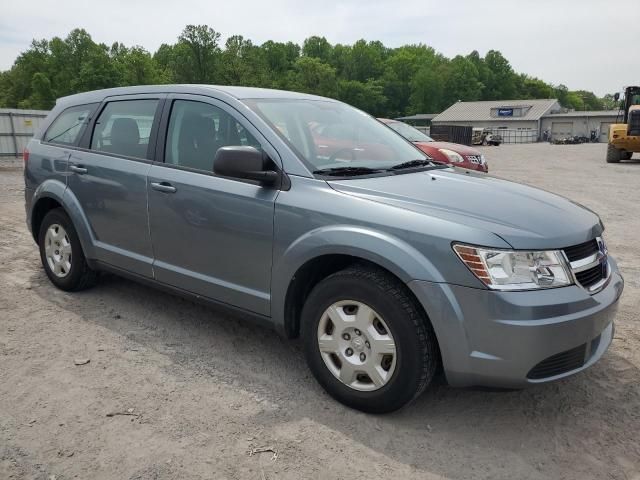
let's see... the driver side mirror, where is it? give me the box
[614,92,620,102]
[213,146,280,186]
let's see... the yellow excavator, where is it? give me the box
[607,86,640,162]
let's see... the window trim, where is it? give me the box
[79,94,166,163]
[42,102,99,147]
[154,94,286,186]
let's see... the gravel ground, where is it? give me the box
[1,143,639,480]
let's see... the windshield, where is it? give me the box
[243,99,429,172]
[386,121,434,143]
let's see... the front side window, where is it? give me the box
[165,100,260,172]
[243,99,429,173]
[90,99,158,159]
[44,104,96,145]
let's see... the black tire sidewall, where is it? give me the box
[302,272,429,413]
[38,209,88,291]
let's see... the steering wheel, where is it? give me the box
[328,147,357,163]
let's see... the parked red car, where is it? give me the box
[378,119,488,173]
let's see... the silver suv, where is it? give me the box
[24,85,623,413]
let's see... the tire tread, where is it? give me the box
[606,144,622,163]
[302,263,439,412]
[333,264,438,404]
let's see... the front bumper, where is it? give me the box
[408,258,624,388]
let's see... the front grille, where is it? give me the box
[629,110,640,136]
[575,264,606,288]
[563,239,599,262]
[466,155,484,165]
[562,238,608,292]
[527,343,587,379]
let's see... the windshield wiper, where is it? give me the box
[313,166,384,176]
[389,159,447,171]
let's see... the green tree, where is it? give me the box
[517,74,554,99]
[483,50,517,99]
[442,55,482,105]
[112,44,163,85]
[177,25,222,83]
[289,56,337,97]
[381,46,423,116]
[410,64,446,114]
[0,25,612,116]
[572,90,604,111]
[302,36,333,63]
[25,72,55,109]
[602,93,621,110]
[348,40,386,82]
[337,79,387,116]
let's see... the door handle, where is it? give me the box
[69,165,88,174]
[150,182,177,194]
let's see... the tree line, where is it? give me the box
[0,25,617,117]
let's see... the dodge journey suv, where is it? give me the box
[25,85,623,413]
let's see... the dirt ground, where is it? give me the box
[1,143,639,480]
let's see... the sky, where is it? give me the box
[1,0,638,97]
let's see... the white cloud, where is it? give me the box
[1,0,638,96]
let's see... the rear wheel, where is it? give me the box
[38,208,97,291]
[606,144,622,163]
[301,265,438,413]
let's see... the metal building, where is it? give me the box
[0,108,49,156]
[540,110,621,142]
[431,99,561,143]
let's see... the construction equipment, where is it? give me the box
[607,86,640,163]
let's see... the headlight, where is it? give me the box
[453,244,573,290]
[438,148,464,163]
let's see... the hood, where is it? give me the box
[329,170,602,250]
[414,141,481,156]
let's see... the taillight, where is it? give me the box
[23,147,30,166]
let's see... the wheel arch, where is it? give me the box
[271,225,444,339]
[30,180,95,259]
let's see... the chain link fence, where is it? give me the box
[489,129,538,144]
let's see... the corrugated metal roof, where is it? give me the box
[542,110,620,118]
[395,113,439,121]
[432,99,559,122]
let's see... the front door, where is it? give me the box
[147,96,279,315]
[68,96,163,277]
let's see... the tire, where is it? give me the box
[606,144,622,163]
[622,151,633,160]
[38,208,97,291]
[301,265,439,413]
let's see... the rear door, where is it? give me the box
[68,94,165,277]
[27,103,98,191]
[147,94,280,315]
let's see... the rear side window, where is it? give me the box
[165,100,260,172]
[44,104,96,145]
[90,99,159,159]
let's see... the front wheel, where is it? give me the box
[606,144,622,163]
[301,265,439,413]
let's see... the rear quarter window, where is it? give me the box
[43,104,97,146]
